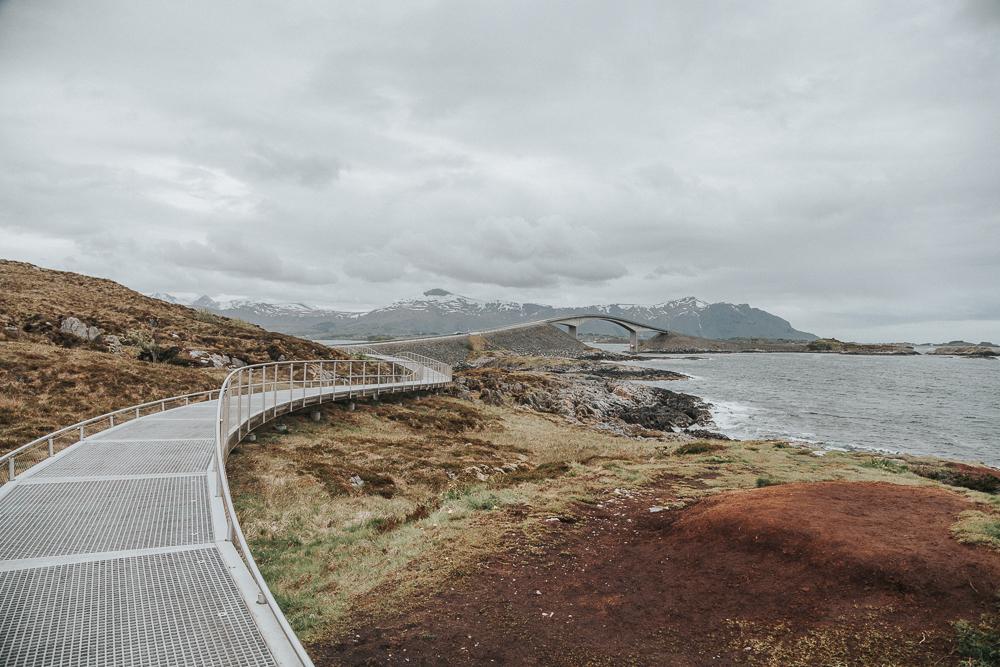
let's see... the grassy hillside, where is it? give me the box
[0,260,345,452]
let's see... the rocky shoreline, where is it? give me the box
[640,332,919,355]
[931,345,999,358]
[454,355,718,438]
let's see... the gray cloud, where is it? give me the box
[0,0,998,341]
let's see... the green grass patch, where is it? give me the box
[954,615,1000,666]
[756,477,782,488]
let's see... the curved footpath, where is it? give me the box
[0,353,450,666]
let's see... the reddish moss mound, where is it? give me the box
[667,482,999,621]
[321,481,1000,666]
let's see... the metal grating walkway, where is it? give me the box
[0,401,280,666]
[0,548,276,667]
[31,439,214,478]
[0,358,452,666]
[0,477,212,560]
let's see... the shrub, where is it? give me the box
[913,464,1000,494]
[954,614,1000,666]
[861,457,909,474]
[674,440,724,455]
[756,477,781,488]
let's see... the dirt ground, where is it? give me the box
[314,480,1000,666]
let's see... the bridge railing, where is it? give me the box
[213,354,451,667]
[0,388,220,485]
[331,345,453,384]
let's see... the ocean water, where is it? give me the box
[595,346,999,466]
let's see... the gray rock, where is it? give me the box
[230,357,247,368]
[206,353,228,368]
[349,475,364,487]
[104,335,123,354]
[60,317,102,341]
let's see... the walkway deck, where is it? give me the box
[0,366,449,666]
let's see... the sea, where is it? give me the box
[593,345,1000,467]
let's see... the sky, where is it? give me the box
[1,1,998,343]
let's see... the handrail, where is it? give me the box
[1,350,452,665]
[213,354,451,667]
[0,388,220,484]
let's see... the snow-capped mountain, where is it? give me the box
[149,289,815,340]
[150,293,361,330]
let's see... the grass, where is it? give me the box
[0,342,224,453]
[0,259,348,453]
[227,389,994,644]
[954,614,1000,666]
[860,456,910,474]
[228,396,701,640]
[674,440,725,455]
[952,510,1000,550]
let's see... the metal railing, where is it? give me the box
[0,349,452,666]
[213,354,451,667]
[332,345,453,384]
[0,389,220,485]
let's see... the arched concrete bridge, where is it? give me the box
[541,314,668,352]
[342,315,669,354]
[0,351,451,666]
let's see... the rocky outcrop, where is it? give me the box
[805,339,918,355]
[188,350,248,368]
[931,346,999,358]
[59,317,102,342]
[457,363,711,437]
[104,335,124,354]
[640,333,918,355]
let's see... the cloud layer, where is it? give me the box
[1,0,997,341]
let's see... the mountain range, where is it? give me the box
[150,289,817,341]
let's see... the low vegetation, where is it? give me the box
[955,613,1000,666]
[0,342,223,452]
[228,372,1000,665]
[0,260,346,453]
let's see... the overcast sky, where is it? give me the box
[1,1,998,342]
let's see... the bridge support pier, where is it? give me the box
[630,330,639,353]
[566,324,578,339]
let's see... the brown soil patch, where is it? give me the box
[318,481,1000,665]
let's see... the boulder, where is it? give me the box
[60,317,102,341]
[104,335,124,354]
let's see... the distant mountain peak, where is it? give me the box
[150,292,181,304]
[148,288,815,341]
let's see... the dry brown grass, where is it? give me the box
[0,260,353,453]
[0,259,341,363]
[0,342,225,452]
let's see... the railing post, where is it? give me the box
[8,457,15,482]
[109,415,115,427]
[237,369,243,440]
[160,400,166,412]
[48,437,54,457]
[79,425,85,442]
